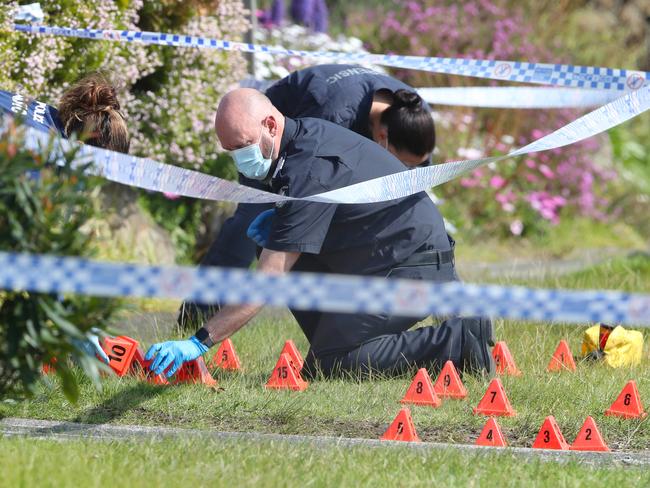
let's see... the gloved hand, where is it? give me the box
[145,336,208,377]
[72,329,109,363]
[247,209,276,248]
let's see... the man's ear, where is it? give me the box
[265,115,277,137]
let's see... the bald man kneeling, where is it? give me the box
[146,88,495,380]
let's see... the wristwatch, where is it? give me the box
[194,327,215,348]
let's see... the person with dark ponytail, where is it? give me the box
[266,64,435,167]
[373,88,435,166]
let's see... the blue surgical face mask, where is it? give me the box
[230,129,275,180]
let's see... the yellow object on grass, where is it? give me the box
[582,324,644,368]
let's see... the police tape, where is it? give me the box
[8,80,649,205]
[11,23,650,92]
[417,87,621,109]
[1,251,649,326]
[239,78,620,109]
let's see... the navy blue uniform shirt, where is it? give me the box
[265,117,449,275]
[265,64,430,141]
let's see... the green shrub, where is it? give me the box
[0,122,119,401]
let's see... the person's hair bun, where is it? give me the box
[58,73,130,153]
[59,74,121,120]
[76,75,121,113]
[393,89,422,110]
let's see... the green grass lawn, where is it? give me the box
[2,435,649,488]
[2,255,649,448]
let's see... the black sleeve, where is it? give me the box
[265,157,349,254]
[265,198,337,254]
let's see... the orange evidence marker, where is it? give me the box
[42,358,57,375]
[265,353,308,391]
[130,346,169,385]
[101,335,139,376]
[546,340,576,372]
[280,340,304,371]
[492,341,522,376]
[209,339,242,371]
[473,378,517,417]
[605,380,647,419]
[570,416,610,452]
[433,360,468,399]
[532,416,570,450]
[401,368,441,407]
[380,407,421,442]
[475,417,507,447]
[175,357,218,387]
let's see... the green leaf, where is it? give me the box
[38,299,84,340]
[57,366,80,404]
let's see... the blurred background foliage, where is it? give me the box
[338,0,650,241]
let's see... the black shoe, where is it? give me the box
[177,301,219,331]
[460,317,496,376]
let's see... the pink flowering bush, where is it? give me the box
[443,108,614,238]
[348,0,625,237]
[3,1,249,260]
[4,1,248,173]
[2,1,157,100]
[130,12,248,173]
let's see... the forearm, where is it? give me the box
[200,248,301,344]
[202,302,262,343]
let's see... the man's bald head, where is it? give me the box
[215,88,284,155]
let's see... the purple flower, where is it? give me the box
[525,173,539,183]
[291,0,314,25]
[460,178,479,188]
[288,0,328,32]
[312,0,328,32]
[270,0,285,25]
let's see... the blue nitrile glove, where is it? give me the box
[72,329,109,363]
[145,337,208,378]
[246,209,276,248]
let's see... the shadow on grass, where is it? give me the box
[73,383,163,424]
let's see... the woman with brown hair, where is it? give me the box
[0,73,130,154]
[57,74,130,154]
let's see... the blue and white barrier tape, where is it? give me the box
[12,23,649,92]
[239,79,621,109]
[417,87,621,109]
[1,252,649,326]
[13,3,43,24]
[8,81,648,205]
